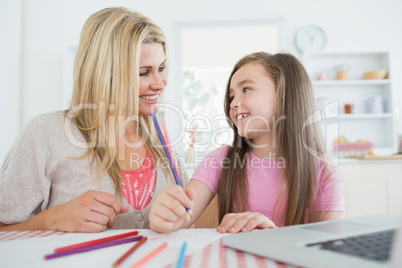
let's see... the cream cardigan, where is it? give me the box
[0,112,187,229]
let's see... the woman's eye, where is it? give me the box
[229,96,234,102]
[158,66,166,72]
[243,87,251,93]
[139,70,149,76]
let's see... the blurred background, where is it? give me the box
[1,0,402,163]
[2,0,402,219]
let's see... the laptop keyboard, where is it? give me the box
[306,229,396,262]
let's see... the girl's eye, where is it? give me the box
[158,66,166,72]
[243,87,251,93]
[139,70,149,76]
[229,96,234,102]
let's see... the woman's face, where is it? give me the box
[138,42,167,115]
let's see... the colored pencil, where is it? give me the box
[151,113,183,187]
[112,236,148,268]
[130,242,168,268]
[151,113,192,216]
[161,120,180,179]
[162,121,191,218]
[44,235,143,260]
[177,241,187,268]
[54,231,139,253]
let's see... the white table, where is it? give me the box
[0,229,294,268]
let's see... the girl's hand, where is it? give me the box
[216,212,276,233]
[45,190,129,233]
[149,185,195,233]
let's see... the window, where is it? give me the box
[180,23,279,156]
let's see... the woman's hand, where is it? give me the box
[149,185,195,233]
[45,190,129,233]
[216,212,276,233]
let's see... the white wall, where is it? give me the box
[0,0,21,163]
[1,0,402,163]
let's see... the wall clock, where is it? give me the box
[295,25,327,53]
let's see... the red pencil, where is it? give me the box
[112,236,148,268]
[54,231,139,252]
[161,119,192,218]
[45,236,143,260]
[130,242,168,268]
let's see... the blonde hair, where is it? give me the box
[64,7,172,195]
[219,52,331,225]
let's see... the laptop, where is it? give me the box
[223,214,401,268]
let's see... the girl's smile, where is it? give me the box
[235,113,250,121]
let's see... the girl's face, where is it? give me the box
[138,42,167,115]
[229,62,278,144]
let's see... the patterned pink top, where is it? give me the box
[121,152,157,211]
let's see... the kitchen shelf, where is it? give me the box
[312,79,390,86]
[338,113,394,119]
[302,51,398,155]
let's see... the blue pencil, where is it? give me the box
[150,112,183,187]
[150,113,192,215]
[177,241,187,268]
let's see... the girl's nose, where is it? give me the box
[230,97,240,109]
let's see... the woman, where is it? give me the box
[0,7,185,232]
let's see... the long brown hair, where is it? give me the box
[219,52,329,225]
[64,7,172,196]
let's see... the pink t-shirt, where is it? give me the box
[192,145,344,227]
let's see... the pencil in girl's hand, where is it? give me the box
[177,241,187,268]
[161,119,193,219]
[130,242,168,268]
[113,236,148,268]
[150,113,192,217]
[150,113,182,187]
[54,231,139,252]
[161,120,177,175]
[44,235,143,260]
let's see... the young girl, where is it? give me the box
[149,52,343,233]
[0,7,186,232]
